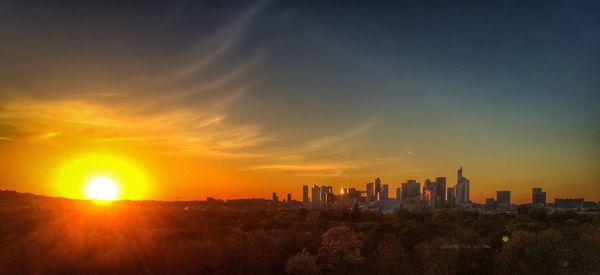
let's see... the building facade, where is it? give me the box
[455,166,470,205]
[402,179,421,201]
[497,190,511,208]
[381,184,389,200]
[532,187,546,207]
[311,185,321,209]
[302,185,310,208]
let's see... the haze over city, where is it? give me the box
[0,1,598,203]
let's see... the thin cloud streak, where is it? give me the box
[172,1,270,80]
[0,99,275,159]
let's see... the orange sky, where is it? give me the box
[0,1,598,203]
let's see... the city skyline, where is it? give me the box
[282,166,593,206]
[0,1,598,202]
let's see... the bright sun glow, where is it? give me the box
[85,177,119,201]
[55,154,149,200]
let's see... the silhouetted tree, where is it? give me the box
[318,226,364,273]
[285,249,318,275]
[494,229,563,275]
[417,238,459,275]
[373,237,415,275]
[351,202,361,221]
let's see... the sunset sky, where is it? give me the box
[0,1,598,203]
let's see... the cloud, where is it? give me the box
[172,1,270,80]
[243,121,385,176]
[298,121,375,154]
[0,99,275,159]
[246,162,352,177]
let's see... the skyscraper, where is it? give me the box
[447,187,456,207]
[322,186,333,206]
[287,193,292,203]
[272,192,279,203]
[311,185,321,209]
[396,187,402,203]
[366,182,374,202]
[375,177,382,201]
[434,177,447,208]
[497,190,510,208]
[381,184,389,200]
[423,179,435,207]
[401,179,420,201]
[302,185,310,208]
[532,187,546,207]
[455,166,470,205]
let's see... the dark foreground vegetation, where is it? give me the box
[1,191,599,275]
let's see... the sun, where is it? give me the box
[85,177,119,201]
[55,154,149,200]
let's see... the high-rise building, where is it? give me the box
[381,184,389,200]
[422,189,434,208]
[434,177,447,208]
[348,188,359,201]
[375,177,382,201]
[532,187,546,207]
[497,190,510,208]
[322,186,334,206]
[366,182,374,202]
[401,179,420,201]
[311,185,321,209]
[423,179,435,207]
[447,187,456,207]
[455,166,470,205]
[302,185,310,208]
[272,192,279,203]
[287,193,292,203]
[396,187,402,203]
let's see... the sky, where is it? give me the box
[0,0,598,203]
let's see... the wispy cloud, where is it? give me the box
[298,121,375,155]
[172,1,270,80]
[0,99,275,159]
[244,121,383,176]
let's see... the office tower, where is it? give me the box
[311,185,321,209]
[375,177,382,201]
[447,187,456,207]
[366,182,374,202]
[348,188,358,200]
[423,179,435,207]
[497,191,510,208]
[532,187,546,207]
[423,189,433,208]
[287,193,292,203]
[455,166,470,205]
[396,187,402,203]
[424,179,435,190]
[381,184,389,200]
[401,179,420,200]
[434,177,447,208]
[322,186,333,205]
[272,192,279,203]
[303,185,310,208]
